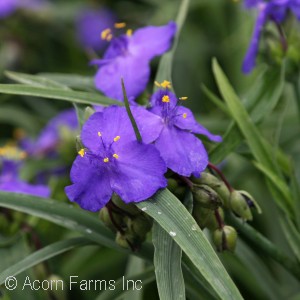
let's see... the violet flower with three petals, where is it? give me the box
[243,0,300,73]
[65,106,167,212]
[147,88,222,177]
[91,22,177,102]
[0,148,50,197]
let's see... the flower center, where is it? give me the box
[78,132,120,165]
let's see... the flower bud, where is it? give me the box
[167,178,178,193]
[115,231,140,250]
[127,214,152,239]
[191,173,230,206]
[111,194,141,216]
[205,208,224,231]
[192,184,222,210]
[229,190,253,221]
[213,226,237,252]
[84,106,95,120]
[99,206,124,232]
[192,206,213,229]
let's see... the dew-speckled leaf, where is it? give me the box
[136,189,243,300]
[153,222,186,300]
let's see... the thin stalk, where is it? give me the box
[228,214,300,280]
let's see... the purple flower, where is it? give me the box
[0,0,17,18]
[91,22,177,102]
[65,106,167,212]
[76,7,115,51]
[0,150,50,197]
[146,87,222,177]
[243,0,300,73]
[0,0,48,18]
[32,108,78,156]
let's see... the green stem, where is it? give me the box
[228,214,300,280]
[292,78,300,122]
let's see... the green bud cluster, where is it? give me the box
[99,194,152,251]
[189,171,261,252]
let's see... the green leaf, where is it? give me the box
[124,256,145,300]
[280,218,300,262]
[154,0,190,85]
[39,73,95,91]
[0,191,153,261]
[0,84,121,107]
[5,71,70,90]
[0,237,93,284]
[96,269,155,300]
[153,222,185,300]
[136,189,243,300]
[121,79,142,142]
[253,161,293,211]
[208,63,289,174]
[212,59,294,217]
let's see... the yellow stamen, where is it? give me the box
[101,28,111,40]
[78,149,85,157]
[114,22,126,29]
[160,80,171,89]
[113,136,121,142]
[106,34,113,41]
[0,145,27,160]
[126,29,133,37]
[103,157,109,163]
[154,81,161,87]
[98,132,102,137]
[183,113,187,119]
[113,154,119,159]
[179,96,188,101]
[162,95,170,103]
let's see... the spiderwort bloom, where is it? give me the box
[91,22,177,102]
[147,83,222,177]
[65,106,167,212]
[76,7,115,51]
[32,108,78,156]
[243,0,300,73]
[0,146,50,197]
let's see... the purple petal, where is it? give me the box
[76,7,115,51]
[174,106,222,142]
[244,0,261,9]
[94,55,150,101]
[81,106,137,152]
[129,21,177,60]
[154,126,208,177]
[290,1,300,19]
[65,155,112,212]
[34,109,78,155]
[0,0,17,18]
[82,106,163,152]
[242,3,269,73]
[131,106,164,143]
[0,180,50,197]
[110,141,167,203]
